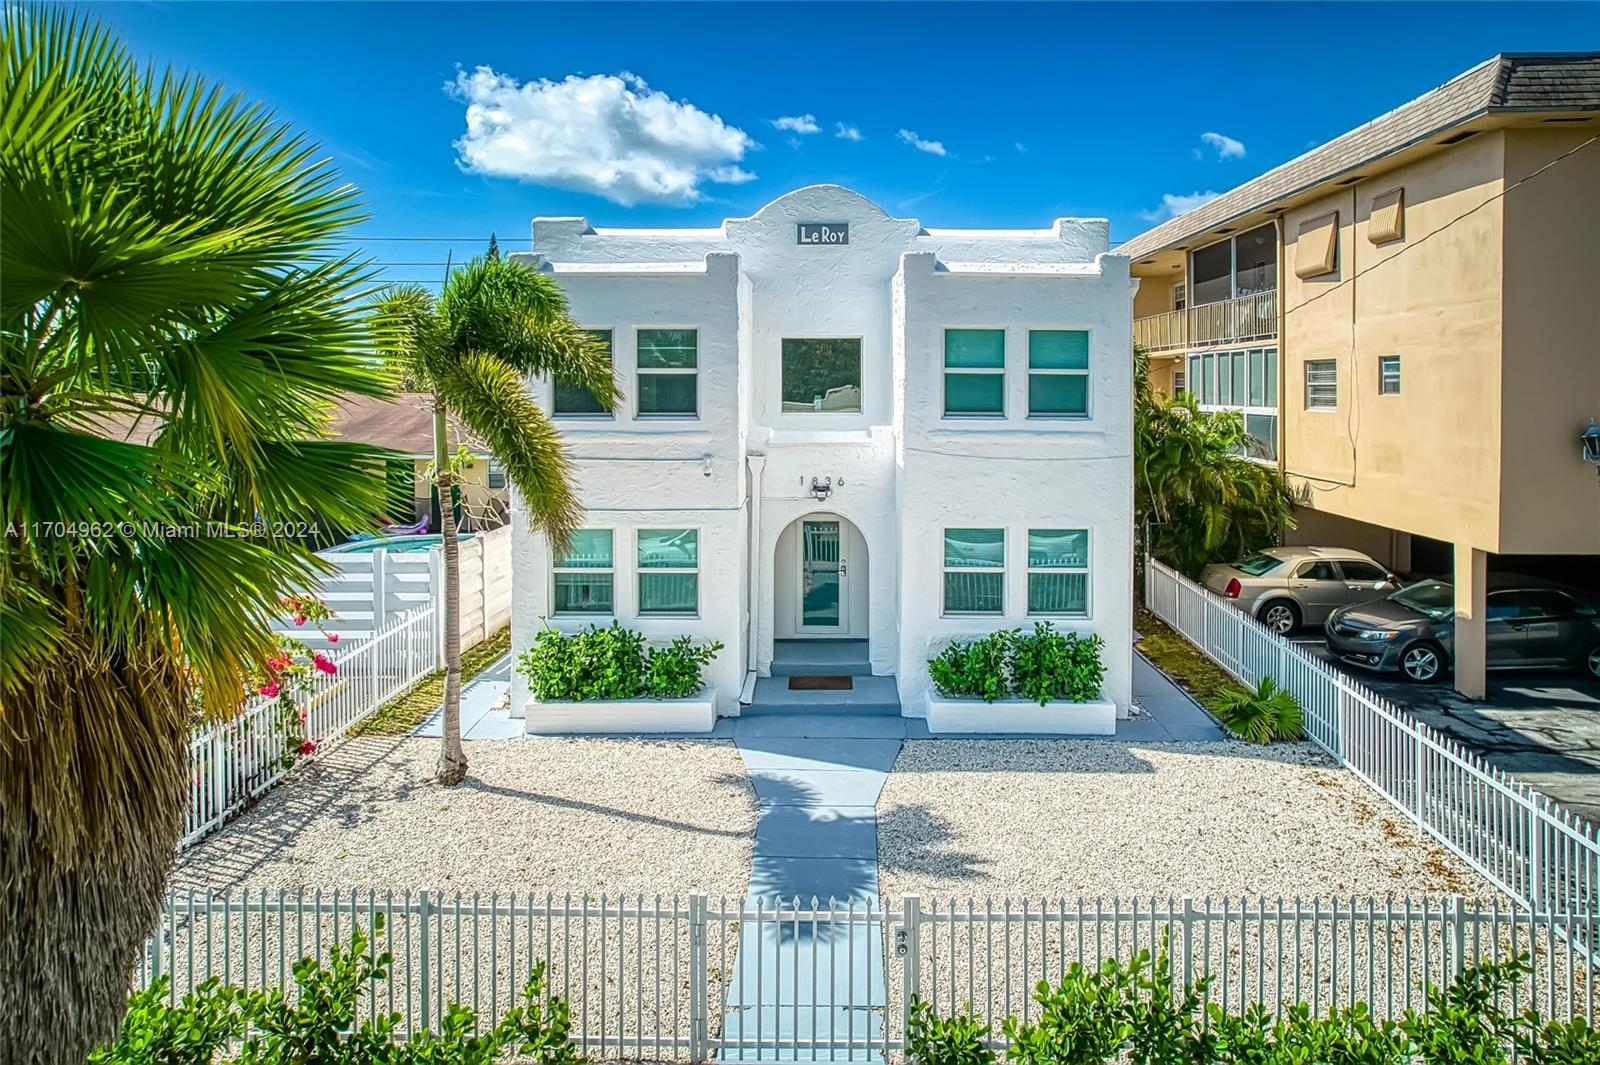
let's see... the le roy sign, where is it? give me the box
[797,222,849,245]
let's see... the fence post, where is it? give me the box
[688,893,708,1062]
[1413,727,1426,824]
[1180,897,1195,991]
[1527,802,1543,912]
[1448,895,1466,980]
[210,729,226,829]
[418,888,432,1033]
[899,894,922,1034]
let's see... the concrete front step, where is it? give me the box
[745,676,901,717]
[771,639,871,677]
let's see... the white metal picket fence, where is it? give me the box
[1143,558,1600,957]
[182,604,440,848]
[139,889,1595,1059]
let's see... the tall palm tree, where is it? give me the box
[373,258,615,783]
[1,8,394,1055]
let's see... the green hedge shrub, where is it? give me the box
[93,917,581,1064]
[928,622,1105,705]
[518,622,722,701]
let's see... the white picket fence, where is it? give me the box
[139,890,1595,1058]
[1144,558,1599,955]
[182,605,440,848]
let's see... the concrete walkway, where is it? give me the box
[411,654,520,740]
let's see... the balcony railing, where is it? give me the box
[1135,289,1278,353]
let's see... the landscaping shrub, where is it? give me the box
[928,622,1104,704]
[518,622,722,700]
[93,918,581,1064]
[1213,675,1304,743]
[906,997,995,1065]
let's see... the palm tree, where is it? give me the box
[373,258,615,783]
[0,7,396,1055]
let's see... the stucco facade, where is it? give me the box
[508,185,1135,719]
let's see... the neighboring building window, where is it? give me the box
[555,329,613,415]
[637,329,698,416]
[1172,282,1186,311]
[781,338,862,413]
[637,528,698,615]
[1187,346,1278,461]
[486,459,506,490]
[1379,355,1401,395]
[1027,330,1089,416]
[1305,359,1338,410]
[1027,529,1089,616]
[1172,369,1186,396]
[943,329,1005,416]
[552,529,613,614]
[943,528,1004,614]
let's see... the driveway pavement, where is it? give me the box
[1292,636,1600,826]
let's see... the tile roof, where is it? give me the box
[1122,53,1600,261]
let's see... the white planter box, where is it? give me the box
[524,690,717,735]
[927,695,1116,735]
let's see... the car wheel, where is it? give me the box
[1400,642,1445,683]
[1257,599,1301,635]
[1586,645,1600,681]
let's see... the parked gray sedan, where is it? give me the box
[1200,547,1401,634]
[1325,577,1600,683]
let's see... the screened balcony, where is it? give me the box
[1134,289,1277,353]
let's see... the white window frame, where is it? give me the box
[1305,359,1338,411]
[1026,329,1091,419]
[635,527,700,617]
[635,327,699,419]
[1172,282,1187,311]
[1189,346,1279,464]
[554,327,615,419]
[779,336,864,415]
[941,528,1005,616]
[551,529,615,617]
[1026,528,1090,618]
[942,327,1006,419]
[1378,355,1401,395]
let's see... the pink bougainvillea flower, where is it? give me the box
[327,633,339,643]
[297,740,318,756]
[312,653,336,675]
[293,615,307,626]
[258,682,281,697]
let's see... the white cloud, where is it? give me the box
[1140,190,1220,221]
[897,128,946,156]
[772,114,820,135]
[448,68,757,206]
[835,122,863,142]
[1199,131,1246,159]
[1014,142,1028,153]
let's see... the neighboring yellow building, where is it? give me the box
[1125,53,1600,698]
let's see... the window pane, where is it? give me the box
[1188,355,1200,396]
[1340,561,1387,582]
[944,528,1004,568]
[1305,360,1337,410]
[1233,223,1278,295]
[1379,355,1401,395]
[1202,354,1216,404]
[638,528,697,568]
[1263,349,1278,410]
[1248,349,1266,407]
[1028,573,1087,615]
[638,373,697,415]
[945,329,1005,368]
[1191,240,1232,306]
[555,330,612,414]
[556,529,613,568]
[1028,330,1089,370]
[637,329,697,369]
[1029,374,1088,415]
[639,573,697,614]
[1231,351,1245,404]
[781,338,862,413]
[1216,354,1232,405]
[944,372,1004,414]
[1245,413,1278,461]
[554,573,613,614]
[1028,529,1088,568]
[944,572,1003,613]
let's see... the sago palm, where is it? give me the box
[1,7,394,1055]
[373,257,616,784]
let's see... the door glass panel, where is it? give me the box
[801,520,841,626]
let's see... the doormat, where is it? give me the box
[788,675,853,691]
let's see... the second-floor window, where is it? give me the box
[781,338,861,413]
[555,329,613,416]
[637,329,697,417]
[1379,355,1401,395]
[1305,359,1338,410]
[943,329,1005,417]
[1027,330,1089,417]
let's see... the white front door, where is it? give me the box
[798,518,846,633]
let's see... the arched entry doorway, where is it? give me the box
[773,512,869,639]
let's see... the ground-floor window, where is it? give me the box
[1187,346,1278,461]
[1027,528,1089,615]
[553,529,614,614]
[943,528,1005,614]
[637,528,699,615]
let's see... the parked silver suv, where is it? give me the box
[1200,547,1401,634]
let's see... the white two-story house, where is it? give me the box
[508,185,1136,721]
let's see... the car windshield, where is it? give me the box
[1234,553,1283,576]
[1390,579,1454,619]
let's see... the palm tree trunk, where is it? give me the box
[434,400,467,785]
[1,637,190,1060]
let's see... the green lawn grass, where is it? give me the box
[351,626,512,737]
[1134,605,1239,716]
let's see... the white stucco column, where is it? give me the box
[746,453,766,676]
[1453,544,1488,700]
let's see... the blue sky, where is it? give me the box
[88,1,1596,285]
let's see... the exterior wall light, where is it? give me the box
[808,477,834,502]
[1582,419,1600,479]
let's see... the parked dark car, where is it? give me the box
[1325,576,1600,683]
